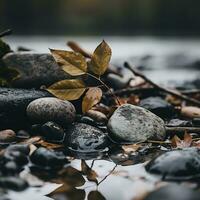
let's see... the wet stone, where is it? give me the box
[139,96,175,119]
[144,184,200,200]
[65,123,109,152]
[16,130,30,139]
[167,118,192,127]
[79,116,97,126]
[0,129,16,144]
[86,110,108,125]
[30,147,67,169]
[145,148,200,181]
[108,104,166,143]
[0,176,28,191]
[41,121,65,143]
[26,97,76,126]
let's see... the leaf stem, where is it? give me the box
[87,73,121,105]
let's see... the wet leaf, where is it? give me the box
[59,166,85,187]
[47,79,86,100]
[88,191,106,200]
[90,40,111,76]
[82,87,102,113]
[171,132,192,148]
[81,160,98,184]
[122,144,141,154]
[50,49,87,76]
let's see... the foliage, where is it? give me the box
[48,40,112,113]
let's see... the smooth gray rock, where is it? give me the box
[0,129,16,144]
[27,97,76,126]
[107,104,166,143]
[0,87,51,129]
[65,123,109,152]
[3,52,69,88]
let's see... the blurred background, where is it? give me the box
[1,0,200,85]
[0,0,200,36]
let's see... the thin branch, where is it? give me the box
[0,29,12,37]
[166,127,200,134]
[124,62,200,107]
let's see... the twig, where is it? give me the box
[166,127,200,134]
[0,29,12,37]
[124,62,200,107]
[181,89,200,95]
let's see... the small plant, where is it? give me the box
[47,40,120,113]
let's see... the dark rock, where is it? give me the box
[30,147,67,169]
[86,110,108,125]
[0,129,16,144]
[26,97,76,126]
[144,184,200,200]
[3,52,69,88]
[0,176,28,191]
[139,97,175,119]
[16,130,30,139]
[192,118,200,127]
[106,73,129,89]
[145,148,200,181]
[41,121,65,143]
[6,144,30,155]
[79,116,97,126]
[3,161,20,174]
[65,123,109,152]
[0,87,51,129]
[167,119,192,127]
[108,104,166,143]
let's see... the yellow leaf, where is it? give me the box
[89,40,111,76]
[47,79,86,100]
[50,49,87,76]
[82,87,102,113]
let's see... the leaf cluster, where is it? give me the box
[47,40,112,113]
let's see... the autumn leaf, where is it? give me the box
[122,144,141,154]
[81,160,98,184]
[89,40,111,76]
[171,132,192,148]
[47,79,86,100]
[50,49,87,76]
[82,87,102,113]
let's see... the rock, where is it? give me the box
[0,87,51,129]
[139,96,175,118]
[106,73,129,89]
[30,147,67,169]
[41,121,65,143]
[3,52,69,88]
[0,176,28,191]
[167,119,192,127]
[79,116,97,127]
[86,110,108,124]
[145,148,200,181]
[144,184,200,200]
[26,97,76,126]
[65,123,109,152]
[0,129,16,144]
[181,106,200,118]
[192,118,200,127]
[107,104,166,143]
[16,130,30,139]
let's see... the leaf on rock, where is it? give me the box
[82,87,102,113]
[88,191,106,200]
[47,79,86,100]
[81,160,98,184]
[122,144,141,154]
[89,40,111,76]
[50,49,87,76]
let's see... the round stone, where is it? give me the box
[145,148,200,181]
[26,97,76,126]
[107,104,166,143]
[65,123,109,152]
[0,129,16,144]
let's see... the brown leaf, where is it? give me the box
[171,132,192,148]
[88,191,106,200]
[50,49,87,76]
[122,144,141,154]
[47,79,86,100]
[81,160,98,184]
[181,106,200,118]
[36,140,64,149]
[82,87,102,113]
[89,40,111,76]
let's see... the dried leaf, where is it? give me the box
[50,49,87,76]
[88,191,106,200]
[122,144,141,154]
[36,140,64,149]
[81,160,98,184]
[90,40,111,75]
[82,87,102,113]
[171,132,192,148]
[47,79,86,100]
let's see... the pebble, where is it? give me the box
[107,104,166,143]
[26,97,76,126]
[0,129,16,144]
[86,110,108,124]
[167,118,192,127]
[145,148,200,181]
[65,123,109,152]
[181,106,200,118]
